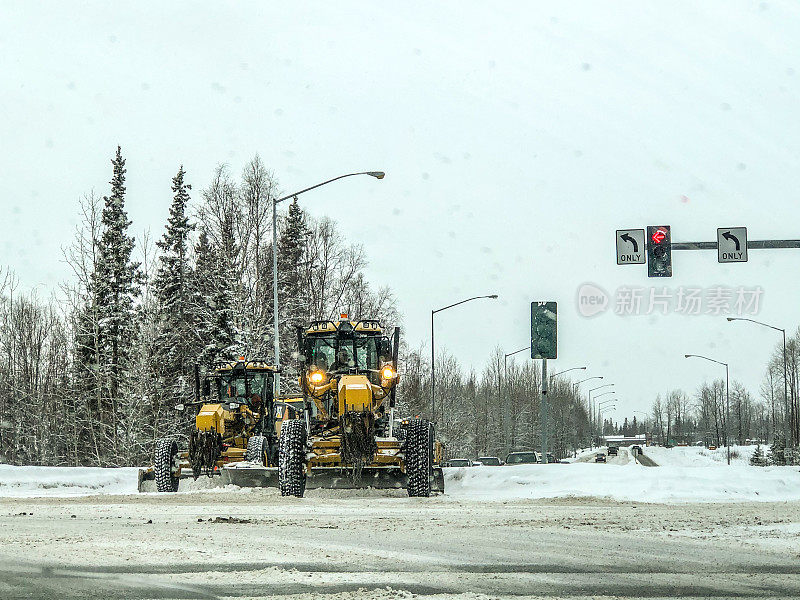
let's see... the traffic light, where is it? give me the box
[531,301,557,359]
[646,225,672,277]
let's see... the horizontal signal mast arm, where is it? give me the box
[671,240,800,250]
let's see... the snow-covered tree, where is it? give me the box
[91,146,142,454]
[750,444,766,466]
[191,228,236,367]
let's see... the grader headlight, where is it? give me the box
[309,370,325,385]
[381,365,396,380]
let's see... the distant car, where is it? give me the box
[446,458,473,467]
[630,445,641,455]
[595,453,607,463]
[708,445,717,450]
[505,451,539,465]
[607,446,619,456]
[476,456,502,466]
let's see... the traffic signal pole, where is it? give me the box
[541,358,548,464]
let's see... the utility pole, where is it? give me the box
[540,359,548,463]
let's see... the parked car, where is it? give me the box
[630,445,641,455]
[595,453,607,463]
[476,456,502,466]
[446,458,473,467]
[505,451,539,465]
[607,446,619,456]
[708,445,717,450]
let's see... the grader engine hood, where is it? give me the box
[337,374,373,414]
[196,403,225,434]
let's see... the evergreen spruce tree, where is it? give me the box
[152,166,196,431]
[768,435,786,466]
[277,198,310,382]
[191,228,236,367]
[90,146,141,455]
[750,444,766,466]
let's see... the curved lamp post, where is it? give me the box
[685,353,730,465]
[503,346,530,456]
[728,317,792,446]
[431,294,498,421]
[272,171,385,395]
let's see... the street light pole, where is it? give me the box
[504,346,529,457]
[597,401,617,438]
[573,376,602,447]
[431,295,498,423]
[588,384,614,430]
[272,171,385,396]
[685,354,731,465]
[727,317,791,447]
[595,393,616,439]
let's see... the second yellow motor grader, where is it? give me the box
[138,359,305,492]
[278,316,444,497]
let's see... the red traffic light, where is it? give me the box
[651,228,668,244]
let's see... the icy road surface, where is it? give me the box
[1,489,800,599]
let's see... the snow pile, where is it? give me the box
[644,444,758,467]
[0,465,140,497]
[444,462,800,503]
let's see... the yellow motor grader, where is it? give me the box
[138,359,304,492]
[278,316,444,497]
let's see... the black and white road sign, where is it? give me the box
[717,227,748,263]
[615,229,646,265]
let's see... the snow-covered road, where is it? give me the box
[2,489,800,599]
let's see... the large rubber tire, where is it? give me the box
[279,419,307,497]
[154,438,180,492]
[406,419,434,497]
[246,435,268,465]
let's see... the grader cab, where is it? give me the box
[138,359,292,492]
[277,316,444,497]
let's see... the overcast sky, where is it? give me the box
[2,1,800,420]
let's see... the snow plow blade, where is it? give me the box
[138,464,444,493]
[220,465,280,488]
[223,464,445,492]
[302,466,445,492]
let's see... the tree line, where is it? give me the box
[0,148,397,466]
[611,333,800,464]
[396,347,591,460]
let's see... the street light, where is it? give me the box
[431,294,499,422]
[503,346,529,456]
[727,317,791,446]
[574,376,602,390]
[551,366,587,378]
[272,171,385,395]
[588,386,614,445]
[597,397,617,440]
[686,354,730,465]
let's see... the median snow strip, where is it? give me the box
[443,462,800,503]
[0,465,140,497]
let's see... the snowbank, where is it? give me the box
[0,465,140,497]
[444,462,800,503]
[4,460,800,504]
[644,444,758,467]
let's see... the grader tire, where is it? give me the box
[154,438,180,493]
[279,419,307,497]
[406,419,434,497]
[246,435,268,465]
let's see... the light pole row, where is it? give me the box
[681,316,794,465]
